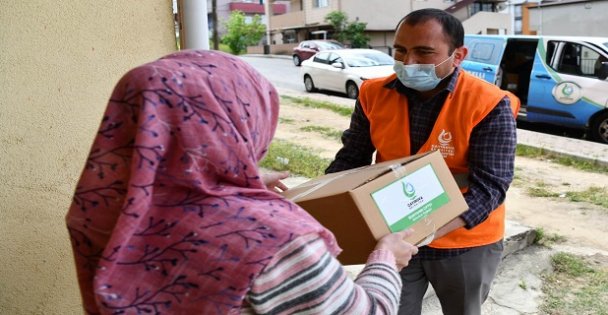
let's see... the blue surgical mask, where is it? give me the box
[393,53,454,92]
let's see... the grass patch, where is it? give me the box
[279,117,295,124]
[260,139,330,178]
[551,253,595,276]
[525,181,608,210]
[300,125,343,140]
[527,182,560,198]
[519,280,528,290]
[512,167,525,186]
[566,186,608,209]
[533,227,567,247]
[541,252,608,315]
[516,144,608,174]
[281,95,354,117]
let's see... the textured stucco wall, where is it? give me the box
[0,1,176,313]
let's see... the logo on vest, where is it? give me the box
[431,129,455,157]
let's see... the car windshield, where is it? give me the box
[343,52,395,67]
[317,41,343,50]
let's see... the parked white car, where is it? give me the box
[300,49,395,99]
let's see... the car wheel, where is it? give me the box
[304,75,316,92]
[346,81,359,99]
[590,111,608,144]
[293,55,301,66]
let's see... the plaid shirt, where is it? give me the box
[325,68,517,260]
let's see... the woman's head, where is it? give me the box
[67,51,339,313]
[102,50,279,191]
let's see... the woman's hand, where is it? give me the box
[375,229,419,271]
[261,171,290,193]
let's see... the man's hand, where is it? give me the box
[261,171,290,193]
[434,217,466,240]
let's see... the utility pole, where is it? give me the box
[264,0,271,54]
[212,0,219,50]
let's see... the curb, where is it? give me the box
[502,220,537,259]
[244,53,291,60]
[517,128,608,167]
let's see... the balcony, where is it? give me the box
[270,10,305,29]
[228,2,286,14]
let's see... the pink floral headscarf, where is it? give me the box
[66,50,339,314]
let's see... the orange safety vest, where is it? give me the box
[359,70,520,249]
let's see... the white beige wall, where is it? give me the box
[0,1,176,314]
[528,1,608,36]
[463,11,511,35]
[341,0,409,30]
[304,0,339,25]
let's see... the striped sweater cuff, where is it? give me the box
[367,249,397,270]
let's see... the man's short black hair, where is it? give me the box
[396,8,464,52]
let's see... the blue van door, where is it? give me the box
[528,39,607,129]
[462,36,507,85]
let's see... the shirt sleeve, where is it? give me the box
[461,96,517,228]
[325,100,376,174]
[246,234,402,314]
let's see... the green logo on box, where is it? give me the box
[402,182,416,199]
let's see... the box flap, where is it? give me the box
[282,151,434,202]
[350,151,434,190]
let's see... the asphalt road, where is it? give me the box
[240,55,304,93]
[240,55,601,144]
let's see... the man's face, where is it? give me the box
[393,18,467,79]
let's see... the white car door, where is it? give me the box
[310,52,332,89]
[324,52,347,92]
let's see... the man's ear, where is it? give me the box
[453,46,468,67]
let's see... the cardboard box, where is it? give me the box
[282,150,468,265]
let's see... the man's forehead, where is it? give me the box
[395,21,450,48]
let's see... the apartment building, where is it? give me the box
[268,0,511,53]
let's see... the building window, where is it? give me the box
[314,0,329,8]
[514,20,522,35]
[470,2,496,15]
[514,5,522,18]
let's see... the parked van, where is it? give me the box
[462,35,608,144]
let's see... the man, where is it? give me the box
[325,9,519,315]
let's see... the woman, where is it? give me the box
[66,50,418,314]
